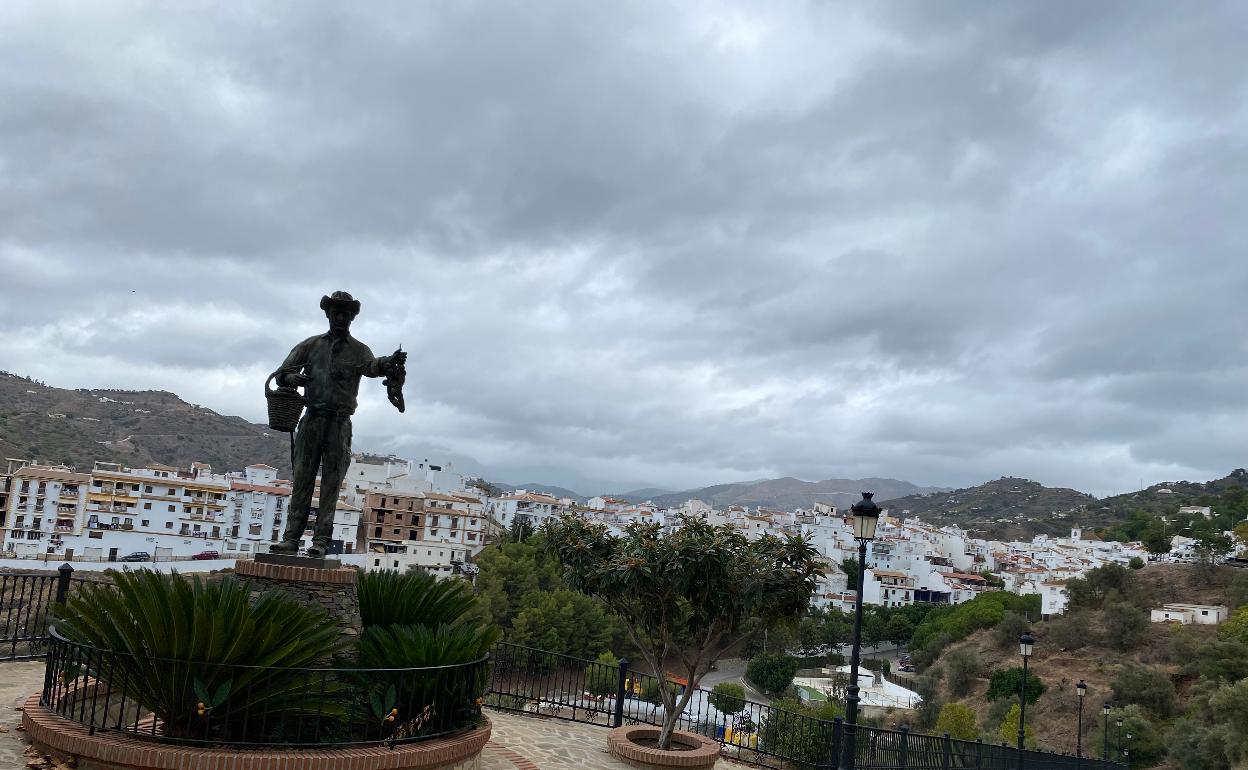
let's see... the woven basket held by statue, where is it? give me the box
[265,371,306,432]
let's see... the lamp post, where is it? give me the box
[1124,731,1132,769]
[839,492,880,770]
[1016,631,1035,769]
[1075,680,1086,767]
[1102,703,1110,760]
[1116,716,1123,758]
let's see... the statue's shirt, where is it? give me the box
[279,332,387,415]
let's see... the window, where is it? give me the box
[249,524,262,535]
[144,502,152,510]
[144,485,152,493]
[89,531,102,539]
[165,522,173,529]
[392,528,399,536]
[373,527,381,537]
[374,559,381,567]
[131,484,139,491]
[467,533,477,541]
[241,544,251,552]
[168,488,176,495]
[408,530,418,540]
[168,505,175,512]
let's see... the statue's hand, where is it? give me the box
[390,349,408,368]
[282,372,311,387]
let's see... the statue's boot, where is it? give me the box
[305,537,330,559]
[269,540,300,554]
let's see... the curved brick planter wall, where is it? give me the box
[607,725,720,769]
[22,694,490,770]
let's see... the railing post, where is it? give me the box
[55,563,74,605]
[942,733,952,770]
[613,658,630,728]
[831,717,843,770]
[898,725,909,770]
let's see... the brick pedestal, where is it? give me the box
[235,557,362,663]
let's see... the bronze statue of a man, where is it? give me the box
[270,291,406,558]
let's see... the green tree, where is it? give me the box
[544,513,822,750]
[747,653,799,696]
[885,614,915,648]
[998,703,1035,748]
[1048,610,1095,650]
[822,610,853,651]
[585,651,619,696]
[508,513,535,542]
[709,682,746,717]
[944,645,981,697]
[1112,663,1177,719]
[986,667,1045,703]
[1065,563,1141,610]
[1092,705,1166,767]
[1103,596,1150,651]
[1229,572,1248,609]
[936,703,978,741]
[797,616,825,657]
[1185,639,1248,683]
[1128,556,1145,569]
[1142,523,1172,556]
[841,558,860,591]
[1219,606,1248,645]
[509,588,616,659]
[912,667,944,730]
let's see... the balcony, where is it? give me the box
[54,524,74,532]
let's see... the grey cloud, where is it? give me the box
[1,1,1244,497]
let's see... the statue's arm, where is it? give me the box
[277,341,310,387]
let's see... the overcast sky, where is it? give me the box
[2,2,1245,496]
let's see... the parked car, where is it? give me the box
[191,550,221,560]
[899,663,916,673]
[120,551,151,562]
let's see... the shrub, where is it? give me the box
[747,653,799,696]
[998,703,1035,748]
[1128,556,1145,569]
[986,667,1045,703]
[640,678,664,705]
[1047,610,1094,650]
[53,570,343,741]
[1112,663,1176,719]
[1103,598,1150,651]
[358,569,476,629]
[992,611,1029,650]
[585,651,619,696]
[1186,639,1248,682]
[709,682,746,716]
[910,592,1038,655]
[759,697,838,766]
[944,645,981,697]
[936,703,978,741]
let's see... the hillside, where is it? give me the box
[1089,470,1248,520]
[924,564,1242,768]
[0,372,292,476]
[885,477,1097,540]
[626,476,946,511]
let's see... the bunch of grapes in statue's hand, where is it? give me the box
[385,348,407,413]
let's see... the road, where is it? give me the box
[696,644,910,707]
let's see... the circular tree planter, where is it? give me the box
[607,725,720,769]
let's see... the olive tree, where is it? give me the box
[544,514,821,750]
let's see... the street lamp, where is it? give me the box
[1124,731,1132,769]
[1102,703,1110,760]
[1116,715,1123,755]
[1075,680,1087,766]
[839,492,880,770]
[1017,631,1035,768]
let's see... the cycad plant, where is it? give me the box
[354,569,499,739]
[357,569,478,629]
[53,569,344,741]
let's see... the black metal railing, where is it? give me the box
[41,630,490,748]
[0,566,80,660]
[485,642,1126,770]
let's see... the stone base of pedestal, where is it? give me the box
[234,557,362,661]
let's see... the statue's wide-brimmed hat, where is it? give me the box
[320,290,361,317]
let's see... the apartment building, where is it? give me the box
[489,491,570,530]
[361,490,486,573]
[1,465,89,555]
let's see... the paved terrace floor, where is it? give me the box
[0,661,739,770]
